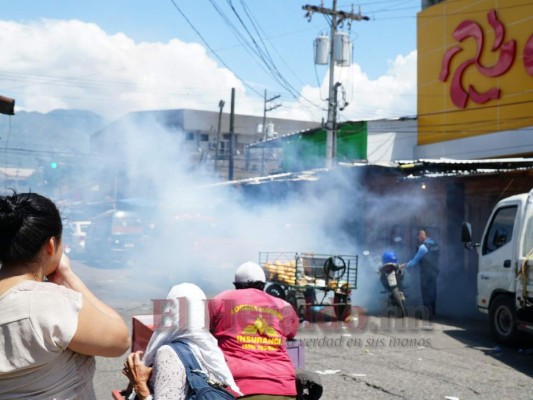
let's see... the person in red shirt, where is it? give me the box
[209,261,299,399]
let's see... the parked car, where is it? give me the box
[85,209,146,267]
[64,220,91,258]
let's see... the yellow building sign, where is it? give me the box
[417,0,533,145]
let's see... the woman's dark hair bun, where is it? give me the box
[0,197,24,238]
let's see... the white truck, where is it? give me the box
[462,190,533,344]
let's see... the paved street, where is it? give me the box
[74,260,533,400]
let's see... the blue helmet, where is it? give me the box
[382,250,398,265]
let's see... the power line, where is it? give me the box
[238,0,308,89]
[219,0,323,112]
[169,0,263,97]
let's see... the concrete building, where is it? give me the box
[365,118,417,163]
[247,117,417,174]
[90,109,319,196]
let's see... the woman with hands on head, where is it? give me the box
[0,191,130,400]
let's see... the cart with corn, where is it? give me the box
[259,252,358,321]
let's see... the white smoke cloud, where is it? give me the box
[0,19,416,122]
[88,112,435,319]
[93,115,372,300]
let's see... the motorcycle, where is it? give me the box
[379,258,407,318]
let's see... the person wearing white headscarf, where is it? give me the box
[122,283,241,400]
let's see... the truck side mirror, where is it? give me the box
[461,222,479,249]
[461,222,473,243]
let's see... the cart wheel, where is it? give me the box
[287,291,306,321]
[266,283,286,300]
[324,256,346,280]
[333,293,351,321]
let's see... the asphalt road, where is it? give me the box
[72,260,533,400]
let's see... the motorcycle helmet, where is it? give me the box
[382,250,398,265]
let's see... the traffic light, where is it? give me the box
[50,162,58,169]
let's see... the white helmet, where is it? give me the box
[234,261,266,283]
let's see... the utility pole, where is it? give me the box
[214,100,225,173]
[261,89,281,175]
[303,1,368,168]
[228,88,235,181]
[261,90,281,140]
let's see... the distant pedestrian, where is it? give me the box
[401,229,440,318]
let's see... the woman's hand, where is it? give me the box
[46,252,74,286]
[122,351,153,400]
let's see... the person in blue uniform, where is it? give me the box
[402,229,440,318]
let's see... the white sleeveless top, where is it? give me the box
[0,280,96,399]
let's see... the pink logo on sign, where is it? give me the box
[439,10,516,108]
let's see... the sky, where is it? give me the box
[0,0,420,123]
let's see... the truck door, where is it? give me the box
[477,205,518,311]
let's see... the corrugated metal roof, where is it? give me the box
[234,158,533,185]
[396,158,533,177]
[201,158,533,188]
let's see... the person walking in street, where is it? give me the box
[401,229,440,318]
[209,261,300,399]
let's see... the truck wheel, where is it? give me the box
[489,295,518,345]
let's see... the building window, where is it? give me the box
[185,132,194,141]
[200,134,209,141]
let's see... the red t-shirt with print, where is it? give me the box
[209,288,299,396]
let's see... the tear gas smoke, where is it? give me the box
[73,115,478,319]
[111,115,365,298]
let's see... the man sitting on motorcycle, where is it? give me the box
[379,251,404,288]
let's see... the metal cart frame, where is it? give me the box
[259,252,358,321]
